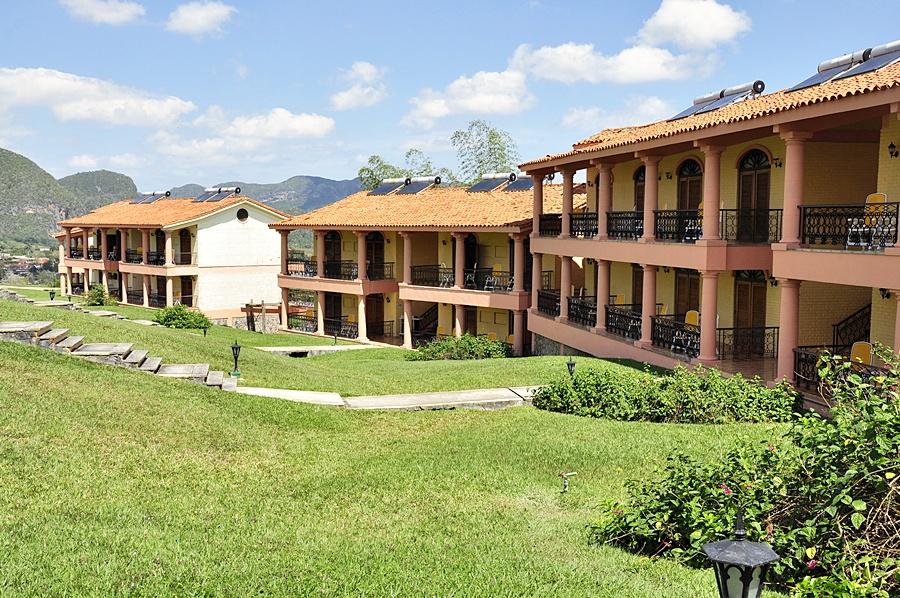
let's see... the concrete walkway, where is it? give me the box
[233,385,539,411]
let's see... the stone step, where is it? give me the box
[38,328,70,346]
[72,343,133,357]
[123,349,149,367]
[34,300,75,309]
[131,320,160,326]
[55,335,84,352]
[86,310,118,317]
[0,321,53,335]
[221,376,238,392]
[139,356,162,373]
[205,370,225,387]
[156,364,210,380]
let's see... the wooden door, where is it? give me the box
[324,292,342,320]
[737,150,771,242]
[324,232,342,262]
[633,166,645,211]
[677,160,703,210]
[734,271,767,354]
[366,233,384,266]
[180,276,193,306]
[366,294,384,328]
[675,269,700,315]
[631,264,643,307]
[465,306,478,336]
[179,229,191,260]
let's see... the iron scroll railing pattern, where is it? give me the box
[716,327,779,359]
[411,265,455,287]
[288,314,317,333]
[654,210,702,243]
[287,258,317,277]
[537,290,560,317]
[605,304,643,340]
[125,249,142,264]
[570,212,598,238]
[793,345,888,393]
[606,211,643,240]
[539,214,562,237]
[800,203,898,249]
[366,262,395,280]
[651,314,700,358]
[719,209,783,243]
[323,260,358,280]
[567,296,596,327]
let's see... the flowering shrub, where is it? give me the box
[532,364,797,424]
[154,304,211,330]
[405,333,511,361]
[590,351,900,595]
[84,284,117,306]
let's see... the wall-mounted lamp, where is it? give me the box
[385,296,392,303]
[442,239,447,245]
[889,142,899,159]
[665,172,673,180]
[772,157,783,168]
[662,267,671,274]
[879,288,892,300]
[769,277,779,287]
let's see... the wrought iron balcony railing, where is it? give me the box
[174,294,195,308]
[793,345,887,393]
[86,247,102,260]
[651,314,700,358]
[720,209,782,244]
[537,289,560,317]
[367,262,395,280]
[148,293,166,308]
[800,203,898,250]
[654,210,702,243]
[411,265,455,287]
[69,248,84,259]
[146,251,165,266]
[106,250,120,261]
[539,213,562,237]
[369,320,395,337]
[173,251,196,265]
[607,211,643,240]
[287,258,317,277]
[288,314,318,333]
[324,317,358,338]
[605,304,643,340]
[323,260,358,280]
[571,212,598,238]
[125,249,142,264]
[125,290,143,304]
[716,326,778,359]
[567,296,596,327]
[287,289,316,308]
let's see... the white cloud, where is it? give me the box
[637,0,750,50]
[0,68,196,126]
[224,108,335,139]
[562,96,672,131]
[166,1,236,37]
[109,153,143,169]
[404,69,533,129]
[234,62,249,80]
[511,43,701,84]
[60,0,145,25]
[330,61,387,111]
[191,104,228,129]
[68,154,99,169]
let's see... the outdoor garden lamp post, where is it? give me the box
[231,341,241,378]
[566,356,576,377]
[702,509,779,598]
[49,290,56,301]
[202,325,208,337]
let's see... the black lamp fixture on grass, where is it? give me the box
[202,325,209,337]
[702,509,779,598]
[49,290,56,301]
[566,356,576,377]
[230,341,241,378]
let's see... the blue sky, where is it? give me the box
[1,0,898,190]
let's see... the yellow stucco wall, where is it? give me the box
[803,142,878,206]
[609,261,633,303]
[611,159,644,211]
[798,282,871,346]
[877,115,900,200]
[437,302,453,336]
[869,289,896,349]
[476,308,512,342]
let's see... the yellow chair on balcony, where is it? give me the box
[437,325,446,337]
[487,332,497,341]
[346,314,355,323]
[685,309,700,328]
[850,341,873,365]
[657,303,668,315]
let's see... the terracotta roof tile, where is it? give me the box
[273,184,582,230]
[522,60,900,167]
[58,195,288,229]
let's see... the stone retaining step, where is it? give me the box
[205,371,225,387]
[38,328,69,346]
[55,336,84,352]
[131,320,160,326]
[123,349,148,367]
[0,321,53,335]
[156,364,209,379]
[86,310,118,317]
[34,300,75,309]
[139,356,163,373]
[73,343,133,357]
[221,377,238,392]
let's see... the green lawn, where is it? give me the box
[1,297,614,396]
[0,341,785,596]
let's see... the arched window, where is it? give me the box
[677,159,703,210]
[737,149,771,242]
[324,231,342,263]
[365,231,385,274]
[633,166,645,211]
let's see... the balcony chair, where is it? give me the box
[487,332,497,341]
[438,262,454,288]
[672,309,701,357]
[849,341,873,365]
[847,193,894,250]
[683,202,703,242]
[464,262,478,289]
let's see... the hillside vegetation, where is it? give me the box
[170,175,361,214]
[58,169,137,206]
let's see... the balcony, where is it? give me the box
[323,260,358,280]
[173,251,196,266]
[605,304,643,340]
[716,326,778,359]
[69,248,84,259]
[367,262,395,281]
[800,203,898,250]
[324,317,358,339]
[147,251,165,266]
[539,214,562,237]
[126,289,143,304]
[148,293,166,308]
[607,211,643,240]
[651,314,700,358]
[536,289,560,317]
[464,268,514,292]
[106,250,120,261]
[368,320,395,338]
[86,247,102,260]
[288,314,318,333]
[411,265,455,287]
[654,210,702,243]
[287,258,317,278]
[720,209,782,244]
[567,296,596,327]
[125,249,142,264]
[793,345,887,393]
[571,212,598,238]
[174,294,195,308]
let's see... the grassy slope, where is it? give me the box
[1,297,597,396]
[0,341,784,596]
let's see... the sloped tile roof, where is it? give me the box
[272,185,581,230]
[522,60,900,167]
[58,196,288,229]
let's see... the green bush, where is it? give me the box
[153,304,211,330]
[590,351,900,595]
[84,284,117,306]
[406,333,511,361]
[532,364,797,424]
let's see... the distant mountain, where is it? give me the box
[58,169,137,208]
[170,175,362,214]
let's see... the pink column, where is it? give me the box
[355,231,367,281]
[316,291,325,335]
[699,270,720,362]
[531,252,542,306]
[776,278,801,381]
[165,277,174,306]
[560,169,574,238]
[639,264,657,346]
[893,293,900,356]
[119,229,127,264]
[454,304,465,337]
[531,174,544,235]
[142,274,150,307]
[513,309,525,356]
[640,156,660,242]
[512,234,525,292]
[402,299,413,349]
[402,232,412,284]
[164,231,174,266]
[558,256,572,321]
[59,272,67,296]
[65,267,73,295]
[100,230,109,261]
[64,229,72,259]
[279,230,289,275]
[594,259,610,331]
[280,287,289,329]
[82,229,90,257]
[315,230,325,278]
[780,132,812,245]
[453,232,465,288]
[596,164,612,240]
[700,145,723,241]
[357,295,367,341]
[141,229,150,264]
[120,272,128,303]
[99,230,109,292]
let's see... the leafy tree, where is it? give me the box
[358,149,458,190]
[450,120,520,184]
[358,155,407,191]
